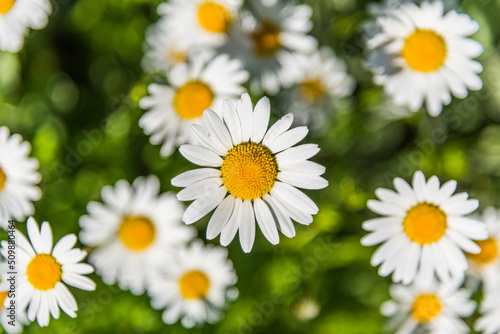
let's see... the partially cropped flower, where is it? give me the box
[381,280,475,334]
[139,51,249,157]
[476,288,500,334]
[366,1,483,116]
[0,260,29,333]
[0,0,52,52]
[172,93,328,253]
[148,240,237,328]
[0,127,41,229]
[0,218,95,327]
[361,171,487,285]
[79,175,195,295]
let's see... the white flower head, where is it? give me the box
[0,217,96,327]
[366,1,483,116]
[0,127,41,229]
[362,171,487,285]
[172,93,328,253]
[139,51,249,157]
[79,175,196,295]
[148,240,237,328]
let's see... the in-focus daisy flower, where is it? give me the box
[466,207,500,292]
[157,0,242,49]
[148,240,237,328]
[476,288,500,334]
[0,0,52,52]
[139,51,249,157]
[381,280,475,334]
[0,126,41,229]
[366,1,483,116]
[280,47,355,127]
[221,0,317,95]
[361,171,487,285]
[0,260,29,333]
[79,175,196,295]
[0,217,96,327]
[172,93,328,253]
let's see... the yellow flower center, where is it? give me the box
[402,29,447,72]
[252,21,281,57]
[168,48,187,65]
[0,167,6,191]
[300,79,325,103]
[221,143,278,200]
[27,254,62,291]
[119,216,156,251]
[468,238,499,264]
[173,80,214,119]
[411,294,442,323]
[0,291,8,309]
[0,0,15,14]
[179,270,210,300]
[403,203,447,245]
[197,1,232,33]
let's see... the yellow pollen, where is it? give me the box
[0,167,6,191]
[252,21,281,57]
[27,254,62,291]
[0,0,15,14]
[168,48,187,65]
[402,29,447,72]
[173,80,214,119]
[197,1,232,33]
[221,142,278,200]
[411,294,442,323]
[468,238,499,264]
[404,203,447,245]
[300,79,325,103]
[0,291,8,309]
[119,216,156,251]
[179,270,210,300]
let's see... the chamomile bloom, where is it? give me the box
[139,51,249,157]
[476,288,500,334]
[148,240,237,328]
[0,260,29,333]
[366,1,483,116]
[466,207,500,292]
[381,280,475,334]
[0,127,41,230]
[361,171,487,285]
[79,175,196,295]
[172,93,328,253]
[280,47,355,127]
[222,0,317,95]
[0,0,52,52]
[157,0,242,49]
[0,217,96,327]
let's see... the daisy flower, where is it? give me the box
[366,1,483,116]
[381,280,475,334]
[148,240,237,328]
[476,288,500,334]
[172,93,328,253]
[466,207,500,292]
[221,0,317,95]
[79,175,196,295]
[0,217,96,327]
[0,260,29,333]
[361,171,487,285]
[139,51,249,157]
[0,126,41,230]
[157,0,242,49]
[0,0,52,53]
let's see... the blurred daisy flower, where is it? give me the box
[157,0,242,50]
[0,127,41,229]
[148,240,237,328]
[222,0,317,95]
[0,0,52,52]
[139,51,249,157]
[466,207,500,292]
[476,288,500,334]
[0,260,29,333]
[280,46,355,128]
[172,93,328,253]
[361,171,487,285]
[381,280,475,334]
[79,175,196,295]
[0,217,96,327]
[366,1,483,116]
